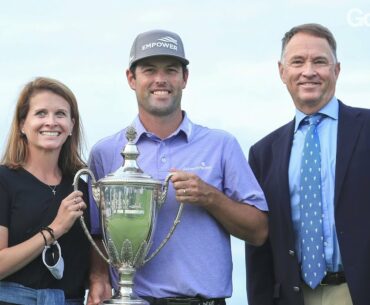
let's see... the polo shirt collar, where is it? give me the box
[130,111,193,143]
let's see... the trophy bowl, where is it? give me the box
[74,126,183,304]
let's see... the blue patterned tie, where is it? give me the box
[300,114,326,288]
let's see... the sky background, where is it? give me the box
[1,1,369,304]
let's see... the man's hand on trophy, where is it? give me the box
[170,169,220,209]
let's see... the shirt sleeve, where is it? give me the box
[222,136,268,211]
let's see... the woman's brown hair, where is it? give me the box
[1,77,86,176]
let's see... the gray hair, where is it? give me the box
[281,23,337,62]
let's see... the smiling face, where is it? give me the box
[21,90,75,156]
[127,56,188,118]
[279,32,340,114]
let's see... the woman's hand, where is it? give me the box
[48,191,86,240]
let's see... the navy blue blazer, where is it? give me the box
[246,101,370,305]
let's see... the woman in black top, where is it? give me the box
[0,77,90,305]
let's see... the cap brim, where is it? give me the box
[130,55,189,68]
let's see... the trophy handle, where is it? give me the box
[143,173,184,264]
[73,168,110,264]
[158,173,173,207]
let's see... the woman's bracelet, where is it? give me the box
[39,230,48,246]
[40,226,55,244]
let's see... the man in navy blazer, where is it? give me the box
[246,23,370,305]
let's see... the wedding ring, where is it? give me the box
[183,189,186,195]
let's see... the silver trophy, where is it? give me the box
[73,126,183,304]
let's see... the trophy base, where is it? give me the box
[103,295,149,305]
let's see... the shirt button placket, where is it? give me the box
[158,141,170,172]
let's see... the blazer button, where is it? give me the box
[293,286,300,292]
[288,250,295,256]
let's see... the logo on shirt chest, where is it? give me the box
[182,161,212,172]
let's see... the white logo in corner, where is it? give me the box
[347,8,370,27]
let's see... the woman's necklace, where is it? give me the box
[22,165,60,196]
[48,185,57,196]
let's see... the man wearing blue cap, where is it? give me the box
[87,29,268,305]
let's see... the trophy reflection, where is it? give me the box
[74,126,183,304]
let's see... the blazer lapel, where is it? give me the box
[335,101,364,207]
[271,120,295,225]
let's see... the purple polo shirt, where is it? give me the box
[88,112,267,298]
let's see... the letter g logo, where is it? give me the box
[347,8,370,27]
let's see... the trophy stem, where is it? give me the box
[103,267,148,305]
